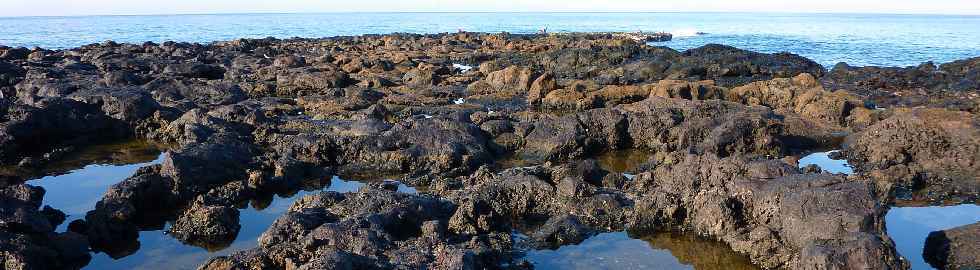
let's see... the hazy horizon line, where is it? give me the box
[3,10,980,19]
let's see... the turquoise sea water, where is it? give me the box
[2,12,980,67]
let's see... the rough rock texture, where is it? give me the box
[200,187,514,270]
[843,108,980,202]
[623,152,905,270]
[0,99,130,165]
[0,184,91,269]
[923,222,980,270]
[514,96,785,163]
[728,73,866,127]
[649,79,727,101]
[822,59,980,112]
[168,204,241,250]
[1,32,977,270]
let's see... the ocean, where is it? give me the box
[1,12,979,67]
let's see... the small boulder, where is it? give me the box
[530,214,594,249]
[168,204,241,250]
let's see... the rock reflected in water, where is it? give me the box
[526,231,759,270]
[885,204,980,270]
[81,176,414,270]
[798,150,853,175]
[597,149,653,173]
[1,140,164,184]
[18,140,166,231]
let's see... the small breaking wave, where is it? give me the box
[672,28,706,38]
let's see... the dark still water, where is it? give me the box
[2,13,980,67]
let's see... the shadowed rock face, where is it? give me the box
[1,184,91,269]
[1,32,977,269]
[924,222,980,270]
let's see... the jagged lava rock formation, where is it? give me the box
[1,32,978,269]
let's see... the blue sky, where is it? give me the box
[3,0,980,17]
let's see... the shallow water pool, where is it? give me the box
[524,231,759,270]
[82,176,371,270]
[12,140,418,269]
[596,149,653,174]
[20,140,166,231]
[886,204,980,270]
[797,150,853,175]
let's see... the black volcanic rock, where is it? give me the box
[0,32,977,270]
[168,204,241,250]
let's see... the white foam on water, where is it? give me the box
[671,28,702,38]
[453,98,465,104]
[452,63,473,73]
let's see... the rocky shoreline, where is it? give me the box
[1,32,978,269]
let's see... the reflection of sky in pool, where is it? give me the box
[25,148,413,270]
[527,232,690,270]
[29,153,167,231]
[30,141,975,270]
[81,176,373,270]
[452,63,474,73]
[526,232,759,270]
[798,150,853,175]
[886,204,980,270]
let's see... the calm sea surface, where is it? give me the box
[2,12,980,67]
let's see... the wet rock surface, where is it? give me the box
[0,32,977,269]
